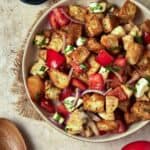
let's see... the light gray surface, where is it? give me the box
[0,0,149,150]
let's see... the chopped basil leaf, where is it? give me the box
[128,86,137,93]
[106,65,121,72]
[134,36,143,44]
[80,64,87,70]
[40,66,46,72]
[64,45,75,54]
[109,46,122,51]
[144,76,150,86]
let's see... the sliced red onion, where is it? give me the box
[113,71,123,83]
[88,120,99,136]
[73,88,80,106]
[87,112,101,122]
[60,8,85,25]
[104,88,112,95]
[68,68,73,82]
[81,89,105,96]
[127,71,140,85]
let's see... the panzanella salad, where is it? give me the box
[27,0,150,137]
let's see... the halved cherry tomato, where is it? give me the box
[46,49,66,68]
[107,86,127,101]
[88,73,105,91]
[122,141,150,150]
[72,78,87,90]
[60,87,73,101]
[40,99,55,113]
[114,57,126,67]
[96,50,114,66]
[144,32,150,44]
[56,103,69,117]
[49,7,70,29]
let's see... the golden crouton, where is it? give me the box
[85,14,103,37]
[141,19,150,33]
[45,80,61,100]
[101,34,119,50]
[83,94,105,113]
[62,23,83,45]
[124,112,139,124]
[96,120,118,132]
[118,101,130,112]
[118,0,137,21]
[102,15,118,33]
[122,35,134,50]
[73,72,88,84]
[48,69,69,89]
[48,31,64,52]
[66,110,87,135]
[86,38,104,53]
[38,49,47,60]
[69,46,90,64]
[69,5,87,22]
[27,75,44,101]
[87,55,100,76]
[126,43,143,65]
[131,101,150,120]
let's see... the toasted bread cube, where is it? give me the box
[111,26,126,38]
[83,94,105,113]
[48,69,69,89]
[98,112,115,121]
[122,35,134,50]
[69,46,90,64]
[87,55,100,76]
[118,0,137,21]
[96,120,118,132]
[141,19,150,33]
[86,38,104,53]
[85,14,103,37]
[121,85,133,98]
[48,31,64,52]
[126,43,143,65]
[131,101,150,120]
[69,5,87,22]
[124,112,139,124]
[106,96,119,113]
[129,25,142,37]
[66,109,87,135]
[102,15,118,33]
[118,101,130,112]
[27,75,44,100]
[101,34,119,49]
[39,49,47,60]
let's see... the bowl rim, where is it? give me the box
[22,0,150,143]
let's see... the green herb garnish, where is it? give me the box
[40,66,46,72]
[106,65,121,72]
[134,36,143,44]
[80,64,87,70]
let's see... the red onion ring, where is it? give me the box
[113,71,123,83]
[81,89,105,96]
[87,112,101,122]
[60,8,85,25]
[68,68,73,82]
[73,88,80,106]
[88,120,99,136]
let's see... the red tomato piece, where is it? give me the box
[107,86,127,101]
[46,49,66,68]
[122,141,150,150]
[49,7,70,29]
[72,78,87,90]
[96,50,114,66]
[40,100,55,113]
[60,87,73,101]
[114,57,126,67]
[49,12,60,29]
[56,104,69,117]
[88,73,105,91]
[144,32,150,44]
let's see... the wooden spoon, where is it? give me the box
[0,118,27,150]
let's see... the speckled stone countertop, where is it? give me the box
[0,0,149,150]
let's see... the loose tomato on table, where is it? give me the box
[96,50,114,67]
[49,7,70,29]
[122,141,150,150]
[40,99,55,113]
[56,103,69,118]
[46,49,66,68]
[143,32,150,44]
[71,78,87,90]
[88,73,105,91]
[60,87,73,101]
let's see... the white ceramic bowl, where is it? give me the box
[22,0,149,142]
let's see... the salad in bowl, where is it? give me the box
[26,0,150,140]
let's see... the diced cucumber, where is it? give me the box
[76,37,87,46]
[89,2,107,13]
[135,78,149,98]
[64,96,83,112]
[64,45,75,55]
[80,64,87,70]
[52,112,64,124]
[99,66,110,80]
